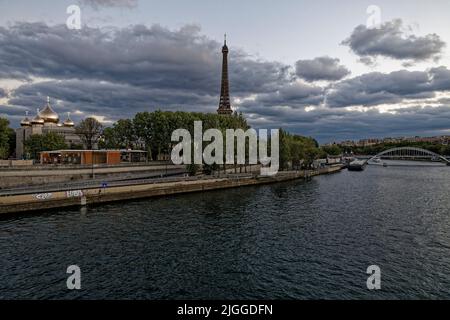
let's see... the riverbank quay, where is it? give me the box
[0,165,342,215]
[0,162,185,189]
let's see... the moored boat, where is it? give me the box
[348,160,367,171]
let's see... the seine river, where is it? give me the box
[2,164,450,299]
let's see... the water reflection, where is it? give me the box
[1,166,450,299]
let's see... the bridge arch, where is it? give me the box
[366,147,449,164]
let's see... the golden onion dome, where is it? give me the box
[20,112,31,127]
[63,119,75,127]
[63,112,75,127]
[39,97,59,123]
[20,118,31,126]
[31,109,45,125]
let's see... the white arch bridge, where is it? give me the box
[365,147,450,165]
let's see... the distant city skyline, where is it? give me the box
[328,134,450,147]
[1,0,450,142]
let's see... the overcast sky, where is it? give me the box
[1,0,450,143]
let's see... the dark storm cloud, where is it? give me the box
[295,57,350,82]
[239,82,324,112]
[236,65,450,141]
[239,104,450,143]
[342,19,445,65]
[326,67,450,108]
[231,58,292,95]
[0,23,220,91]
[0,21,293,125]
[0,87,6,98]
[10,79,218,122]
[0,22,290,96]
[430,66,450,90]
[2,21,450,143]
[80,0,138,9]
[0,103,30,125]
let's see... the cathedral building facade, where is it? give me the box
[15,97,81,159]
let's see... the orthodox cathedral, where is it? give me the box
[15,97,81,159]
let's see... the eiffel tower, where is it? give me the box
[217,34,233,115]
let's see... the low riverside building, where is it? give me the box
[15,97,81,159]
[39,150,147,165]
[327,155,343,165]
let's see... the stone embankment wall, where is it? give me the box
[0,166,342,215]
[0,160,34,167]
[0,163,184,188]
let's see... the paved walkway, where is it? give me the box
[0,169,186,196]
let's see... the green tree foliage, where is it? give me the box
[279,129,321,170]
[24,132,68,160]
[0,117,14,159]
[103,111,323,172]
[100,119,136,149]
[125,110,248,160]
[0,118,9,159]
[75,117,103,150]
[321,144,343,156]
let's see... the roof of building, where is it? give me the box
[62,112,75,127]
[31,109,45,125]
[39,97,59,124]
[20,116,31,126]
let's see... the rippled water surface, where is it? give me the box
[2,165,450,299]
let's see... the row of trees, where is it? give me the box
[100,111,329,168]
[0,118,15,159]
[279,129,323,170]
[2,112,327,170]
[100,111,250,160]
[24,132,68,160]
[1,112,250,160]
[99,111,327,171]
